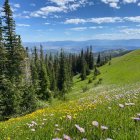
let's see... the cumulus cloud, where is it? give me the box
[65,17,123,24]
[124,16,140,22]
[44,22,50,25]
[69,26,104,31]
[65,18,86,24]
[89,26,103,29]
[30,6,66,17]
[49,0,75,6]
[120,28,140,34]
[13,4,20,8]
[70,27,87,31]
[109,2,120,8]
[89,17,122,24]
[30,0,89,18]
[101,0,139,8]
[123,0,137,4]
[65,16,140,24]
[16,24,30,27]
[101,0,120,9]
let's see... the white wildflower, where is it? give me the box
[67,115,72,120]
[75,124,85,133]
[101,125,108,130]
[63,134,71,140]
[31,128,35,132]
[119,104,124,108]
[92,121,99,127]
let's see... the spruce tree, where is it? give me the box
[80,49,87,80]
[97,53,101,67]
[0,18,7,77]
[39,47,50,100]
[2,0,25,80]
[57,50,68,97]
[89,46,94,69]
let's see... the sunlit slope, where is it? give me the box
[99,50,140,85]
[1,50,140,140]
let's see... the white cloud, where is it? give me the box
[13,4,20,8]
[16,24,30,27]
[120,28,140,35]
[65,17,123,24]
[70,27,87,31]
[89,17,122,24]
[30,6,66,17]
[91,32,140,40]
[65,16,140,24]
[124,16,140,22]
[89,26,103,29]
[123,0,137,4]
[49,0,75,6]
[101,0,119,4]
[44,22,50,25]
[101,0,120,9]
[30,0,89,18]
[138,2,140,6]
[109,2,120,8]
[65,18,86,24]
[101,0,139,8]
[69,26,104,31]
[14,13,30,19]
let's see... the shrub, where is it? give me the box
[82,86,88,93]
[88,78,93,84]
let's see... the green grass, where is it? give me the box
[1,50,140,140]
[99,50,140,85]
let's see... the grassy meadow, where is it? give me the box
[0,50,140,140]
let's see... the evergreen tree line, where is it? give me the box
[0,0,111,121]
[29,47,73,100]
[28,46,95,101]
[0,0,36,120]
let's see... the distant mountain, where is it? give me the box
[23,39,140,53]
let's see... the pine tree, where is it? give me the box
[57,50,69,97]
[0,17,7,77]
[21,85,37,113]
[80,49,87,80]
[0,78,22,119]
[97,53,101,67]
[39,47,50,100]
[2,0,16,78]
[89,46,94,69]
[31,47,40,94]
[39,61,51,100]
[2,0,25,81]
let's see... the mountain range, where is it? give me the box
[23,39,140,53]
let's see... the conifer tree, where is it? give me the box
[0,18,6,77]
[39,47,50,100]
[89,46,94,69]
[58,50,68,97]
[97,53,101,67]
[2,0,25,80]
[80,49,87,80]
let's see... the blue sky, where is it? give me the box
[1,0,140,42]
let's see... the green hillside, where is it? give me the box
[99,50,140,85]
[0,50,140,140]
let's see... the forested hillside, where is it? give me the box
[0,0,112,121]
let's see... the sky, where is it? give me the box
[1,0,140,42]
